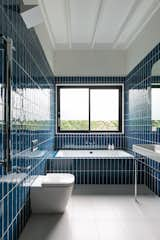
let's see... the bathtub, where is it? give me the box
[49,150,134,184]
[55,150,133,158]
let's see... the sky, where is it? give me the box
[60,88,119,121]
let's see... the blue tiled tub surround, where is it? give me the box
[47,150,144,185]
[54,77,125,150]
[125,42,160,195]
[0,1,54,239]
[47,156,144,185]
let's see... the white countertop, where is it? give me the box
[133,144,160,162]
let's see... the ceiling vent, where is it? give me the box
[20,3,44,29]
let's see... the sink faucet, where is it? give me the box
[31,139,38,152]
[13,165,31,173]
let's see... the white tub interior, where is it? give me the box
[55,150,133,158]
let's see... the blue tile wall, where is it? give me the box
[54,76,125,150]
[55,134,125,150]
[125,42,160,196]
[0,1,54,239]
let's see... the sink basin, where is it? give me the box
[136,144,160,152]
[17,150,47,159]
[133,144,160,162]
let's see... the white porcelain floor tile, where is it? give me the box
[19,185,160,240]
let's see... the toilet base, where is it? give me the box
[31,186,73,213]
[30,174,74,213]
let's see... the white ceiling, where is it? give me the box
[35,0,160,50]
[23,0,160,76]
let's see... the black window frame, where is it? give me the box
[56,85,123,133]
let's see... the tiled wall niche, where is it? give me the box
[48,76,138,185]
[54,76,125,150]
[0,1,54,239]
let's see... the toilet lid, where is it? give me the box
[41,173,75,187]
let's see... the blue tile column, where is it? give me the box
[0,1,54,239]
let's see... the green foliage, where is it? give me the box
[61,120,118,131]
[12,120,50,131]
[61,120,88,130]
[152,120,160,129]
[91,120,118,131]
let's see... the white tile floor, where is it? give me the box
[19,185,160,240]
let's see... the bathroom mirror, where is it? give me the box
[151,59,160,131]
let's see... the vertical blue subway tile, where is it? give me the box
[0,0,54,239]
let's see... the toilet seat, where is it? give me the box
[41,173,75,187]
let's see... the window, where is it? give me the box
[151,85,160,130]
[59,88,89,131]
[57,85,123,133]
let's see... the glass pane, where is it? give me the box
[24,88,51,130]
[152,87,160,129]
[60,88,89,130]
[90,89,119,131]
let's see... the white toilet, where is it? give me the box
[30,173,75,213]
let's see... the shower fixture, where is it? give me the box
[0,34,15,173]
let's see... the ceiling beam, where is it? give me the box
[126,0,160,48]
[91,0,104,49]
[65,0,72,48]
[113,0,160,49]
[113,0,140,49]
[39,0,56,49]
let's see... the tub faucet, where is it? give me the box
[85,141,95,147]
